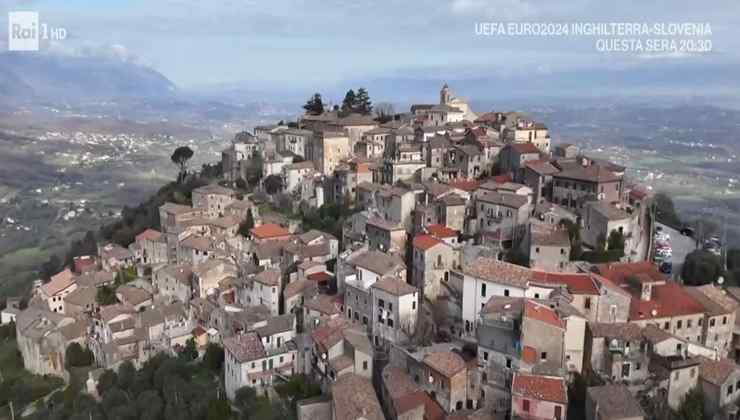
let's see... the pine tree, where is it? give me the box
[302,93,324,115]
[354,88,372,115]
[340,89,356,116]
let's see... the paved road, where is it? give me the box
[657,223,697,281]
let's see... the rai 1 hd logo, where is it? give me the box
[8,11,67,51]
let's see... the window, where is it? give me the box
[699,318,703,326]
[504,289,510,297]
[378,298,384,308]
[535,247,540,253]
[522,400,530,412]
[677,320,682,329]
[481,284,486,297]
[506,358,512,368]
[636,362,641,370]
[729,385,734,396]
[710,318,716,327]
[674,371,680,380]
[541,352,547,361]
[555,405,562,420]
[688,319,692,328]
[388,318,394,327]
[412,301,416,310]
[664,322,669,330]
[363,361,368,370]
[724,316,728,325]
[363,316,368,325]
[584,298,591,310]
[483,351,489,361]
[389,303,393,311]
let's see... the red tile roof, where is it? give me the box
[510,142,541,154]
[413,234,443,251]
[250,223,291,240]
[426,224,458,239]
[491,174,513,183]
[423,352,466,378]
[446,179,481,192]
[512,372,567,404]
[136,228,162,242]
[530,271,600,295]
[596,262,705,320]
[524,300,564,329]
[307,272,332,283]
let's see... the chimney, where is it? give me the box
[641,283,652,301]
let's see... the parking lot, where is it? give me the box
[656,223,698,280]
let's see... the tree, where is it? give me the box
[354,87,372,115]
[559,218,583,260]
[340,89,356,116]
[206,399,231,420]
[96,285,118,305]
[263,174,284,195]
[117,361,136,392]
[675,387,704,420]
[171,146,194,184]
[655,192,682,227]
[65,342,93,367]
[203,343,224,372]
[607,230,626,251]
[233,387,258,413]
[375,102,395,123]
[97,370,119,396]
[302,93,324,115]
[239,210,255,237]
[682,250,723,286]
[40,254,63,281]
[179,338,198,361]
[245,154,264,186]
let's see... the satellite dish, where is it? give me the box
[718,276,725,285]
[651,309,658,317]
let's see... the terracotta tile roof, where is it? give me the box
[509,142,541,154]
[476,190,529,209]
[530,271,600,295]
[223,332,266,363]
[284,279,317,299]
[306,271,332,283]
[371,277,417,296]
[524,300,564,329]
[332,374,384,420]
[554,164,620,183]
[181,235,211,251]
[446,179,481,192]
[596,262,704,320]
[136,228,162,242]
[192,325,207,337]
[413,234,443,251]
[512,372,567,404]
[382,365,419,397]
[253,269,281,287]
[587,385,645,420]
[394,391,427,416]
[462,257,532,288]
[699,356,740,386]
[351,250,405,276]
[641,324,674,344]
[426,224,458,239]
[304,294,342,316]
[589,322,643,341]
[423,351,466,378]
[250,223,291,240]
[41,268,76,296]
[525,160,560,175]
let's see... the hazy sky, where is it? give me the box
[1,0,739,90]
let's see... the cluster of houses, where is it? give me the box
[7,84,740,420]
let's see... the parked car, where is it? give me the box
[659,261,672,274]
[680,227,695,237]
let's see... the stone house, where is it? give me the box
[585,385,644,420]
[472,190,530,242]
[310,320,373,388]
[331,373,385,420]
[370,277,419,345]
[192,184,236,218]
[551,162,623,211]
[278,128,313,158]
[309,131,351,175]
[511,372,567,420]
[224,332,298,399]
[130,228,167,266]
[38,268,77,313]
[411,233,457,302]
[686,285,738,358]
[152,264,193,303]
[366,216,407,253]
[498,143,542,177]
[16,308,77,377]
[698,357,740,419]
[522,160,560,204]
[522,222,570,272]
[239,268,282,316]
[587,322,650,385]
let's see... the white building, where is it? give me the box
[370,277,419,345]
[224,332,297,399]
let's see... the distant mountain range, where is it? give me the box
[0,52,177,103]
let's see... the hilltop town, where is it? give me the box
[5,84,739,420]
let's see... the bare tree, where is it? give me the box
[375,102,395,123]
